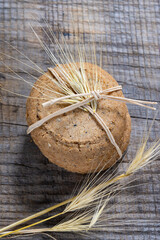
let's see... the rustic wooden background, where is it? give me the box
[0,0,160,239]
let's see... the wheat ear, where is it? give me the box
[0,132,159,238]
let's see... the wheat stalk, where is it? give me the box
[0,130,159,238]
[0,19,157,159]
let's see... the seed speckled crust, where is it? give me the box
[26,63,131,173]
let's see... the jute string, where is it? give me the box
[27,83,157,158]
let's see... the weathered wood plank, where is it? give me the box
[0,0,160,240]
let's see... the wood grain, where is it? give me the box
[0,0,160,239]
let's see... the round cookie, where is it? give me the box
[26,62,131,174]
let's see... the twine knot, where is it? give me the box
[91,90,101,100]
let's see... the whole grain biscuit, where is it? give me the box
[26,63,131,173]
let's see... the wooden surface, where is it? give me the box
[0,0,160,239]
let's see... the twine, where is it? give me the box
[27,85,157,158]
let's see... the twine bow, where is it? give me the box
[27,83,157,158]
